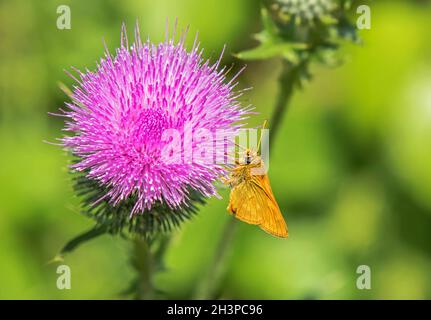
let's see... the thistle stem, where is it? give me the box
[132,238,156,300]
[269,60,303,145]
[194,216,238,299]
[196,59,303,299]
[130,235,171,300]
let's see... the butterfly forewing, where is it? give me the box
[228,178,265,225]
[256,174,288,238]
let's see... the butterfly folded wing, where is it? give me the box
[256,175,288,238]
[227,174,288,238]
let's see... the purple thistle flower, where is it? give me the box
[61,24,251,216]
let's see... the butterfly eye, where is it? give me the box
[245,156,251,164]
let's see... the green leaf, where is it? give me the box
[236,42,306,61]
[260,7,279,40]
[236,7,309,62]
[56,225,107,259]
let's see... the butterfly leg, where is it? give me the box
[221,176,235,186]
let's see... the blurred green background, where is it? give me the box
[1,0,431,299]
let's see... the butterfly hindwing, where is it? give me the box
[227,174,288,238]
[255,175,288,238]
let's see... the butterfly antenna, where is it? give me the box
[257,120,268,154]
[226,139,247,151]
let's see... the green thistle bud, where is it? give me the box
[238,0,359,68]
[268,0,338,26]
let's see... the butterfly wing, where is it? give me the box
[256,174,288,238]
[227,174,288,238]
[228,178,267,225]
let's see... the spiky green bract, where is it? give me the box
[73,171,206,240]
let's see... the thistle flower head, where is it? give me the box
[60,24,250,233]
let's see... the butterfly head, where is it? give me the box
[243,148,260,165]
